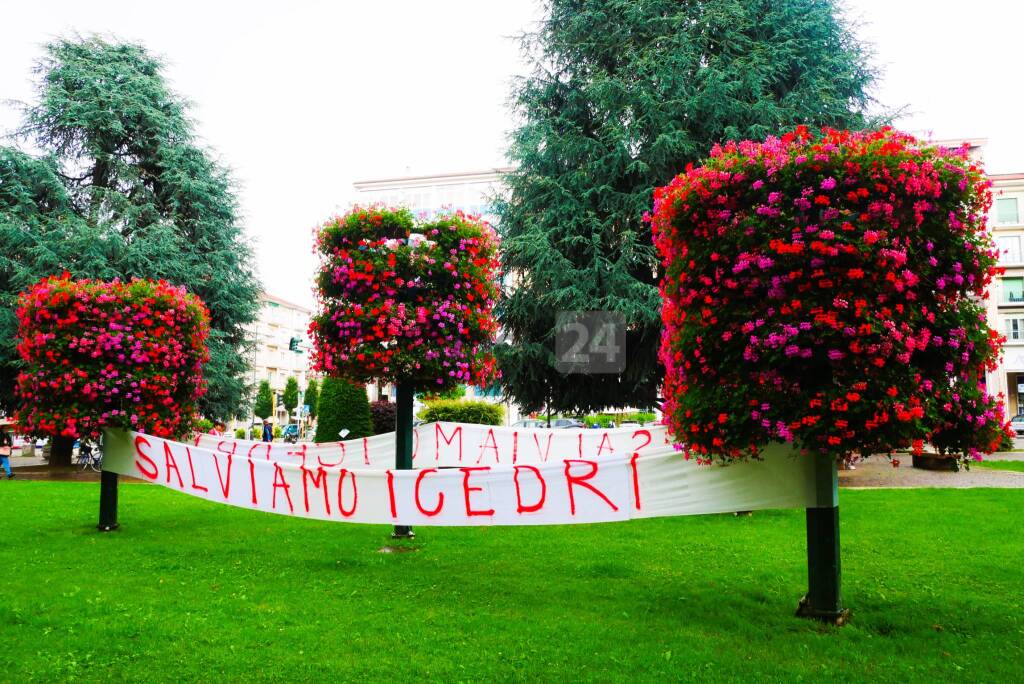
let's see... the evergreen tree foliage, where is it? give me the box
[496,0,878,413]
[282,376,299,417]
[253,380,273,421]
[304,378,319,419]
[314,377,372,442]
[0,36,259,417]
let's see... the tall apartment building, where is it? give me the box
[249,293,314,425]
[987,172,1024,415]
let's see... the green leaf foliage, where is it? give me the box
[0,36,259,417]
[253,381,273,421]
[314,377,373,442]
[420,400,504,426]
[282,376,299,414]
[304,378,319,419]
[496,0,878,414]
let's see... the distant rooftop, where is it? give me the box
[353,167,513,191]
[260,292,312,314]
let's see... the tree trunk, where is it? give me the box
[48,435,74,467]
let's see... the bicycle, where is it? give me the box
[76,443,103,472]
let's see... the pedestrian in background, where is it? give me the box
[0,426,14,479]
[261,419,273,443]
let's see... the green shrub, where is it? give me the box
[581,411,657,427]
[235,428,246,439]
[420,384,466,401]
[273,425,282,439]
[195,418,214,433]
[370,400,398,435]
[314,377,373,442]
[421,400,503,426]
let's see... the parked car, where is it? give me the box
[552,418,585,429]
[1011,414,1024,436]
[511,419,547,428]
[282,424,301,443]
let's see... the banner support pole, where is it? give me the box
[97,470,120,532]
[392,381,415,539]
[796,455,848,624]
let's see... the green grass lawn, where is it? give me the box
[1,482,1021,683]
[976,460,1024,472]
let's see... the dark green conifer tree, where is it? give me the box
[0,36,259,419]
[496,0,878,413]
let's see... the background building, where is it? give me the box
[249,293,314,426]
[352,167,510,223]
[987,172,1024,415]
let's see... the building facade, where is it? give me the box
[249,293,314,425]
[352,168,510,224]
[987,173,1024,415]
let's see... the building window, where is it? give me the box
[996,197,1020,226]
[1007,318,1024,343]
[997,235,1022,265]
[1004,277,1024,303]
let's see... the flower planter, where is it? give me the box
[911,454,960,472]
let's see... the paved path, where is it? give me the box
[840,454,1024,489]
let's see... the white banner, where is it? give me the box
[106,428,817,526]
[192,423,674,469]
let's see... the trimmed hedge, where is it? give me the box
[421,400,503,426]
[370,400,398,435]
[582,412,657,428]
[314,377,373,442]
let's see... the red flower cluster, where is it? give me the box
[15,275,210,440]
[651,126,1009,462]
[311,207,500,390]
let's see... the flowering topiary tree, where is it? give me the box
[16,275,210,466]
[311,206,500,537]
[311,206,500,389]
[651,126,1008,622]
[653,126,1007,463]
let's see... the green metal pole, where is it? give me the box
[97,470,120,532]
[392,381,415,539]
[796,456,848,624]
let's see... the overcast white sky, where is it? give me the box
[2,1,1022,308]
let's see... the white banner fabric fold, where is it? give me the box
[105,428,817,526]
[192,423,674,469]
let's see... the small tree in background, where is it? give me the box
[253,381,273,421]
[304,378,319,420]
[369,400,397,435]
[314,377,372,442]
[652,126,1008,622]
[282,376,299,420]
[15,275,210,465]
